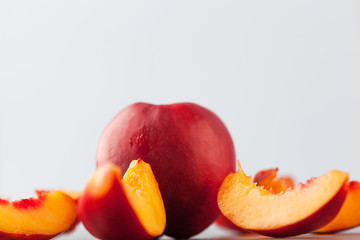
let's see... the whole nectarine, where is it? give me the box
[96,102,236,238]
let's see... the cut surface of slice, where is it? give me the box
[122,159,166,236]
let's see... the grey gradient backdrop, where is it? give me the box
[1,1,360,239]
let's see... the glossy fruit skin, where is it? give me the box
[96,102,236,238]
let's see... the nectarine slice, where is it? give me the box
[78,159,166,240]
[314,181,360,233]
[0,190,77,240]
[216,168,295,232]
[218,161,349,237]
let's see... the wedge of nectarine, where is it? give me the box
[0,190,77,240]
[218,161,349,237]
[314,181,360,233]
[78,159,166,240]
[216,167,295,232]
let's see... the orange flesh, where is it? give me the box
[122,159,166,237]
[216,168,295,232]
[218,161,349,230]
[0,191,77,235]
[255,170,360,233]
[315,181,360,232]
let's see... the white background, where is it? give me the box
[1,1,360,239]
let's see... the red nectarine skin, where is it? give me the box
[12,193,46,209]
[0,199,10,205]
[96,102,236,238]
[0,191,47,209]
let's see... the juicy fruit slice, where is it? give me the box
[0,190,77,240]
[122,159,166,236]
[216,168,295,232]
[254,168,294,194]
[218,161,349,237]
[78,159,166,240]
[315,181,360,233]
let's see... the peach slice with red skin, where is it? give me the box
[254,170,360,233]
[0,190,77,240]
[78,159,166,240]
[218,161,349,237]
[314,181,360,233]
[216,168,295,232]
